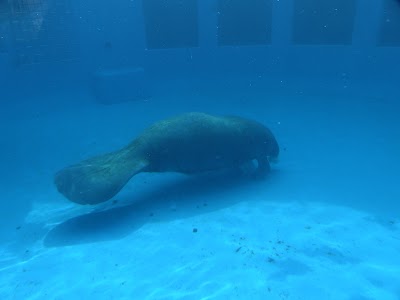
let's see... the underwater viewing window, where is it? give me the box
[217,0,272,46]
[292,0,356,45]
[378,0,400,46]
[143,0,199,49]
[6,0,77,65]
[0,36,6,54]
[0,3,8,53]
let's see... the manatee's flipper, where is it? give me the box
[238,160,258,175]
[256,157,271,175]
[54,149,148,205]
[238,158,270,178]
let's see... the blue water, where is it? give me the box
[1,0,400,299]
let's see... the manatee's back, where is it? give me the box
[134,112,279,173]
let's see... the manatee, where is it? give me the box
[54,112,279,205]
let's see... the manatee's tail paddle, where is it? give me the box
[54,149,148,205]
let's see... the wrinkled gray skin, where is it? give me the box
[55,112,279,205]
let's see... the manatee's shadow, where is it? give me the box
[44,170,274,247]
